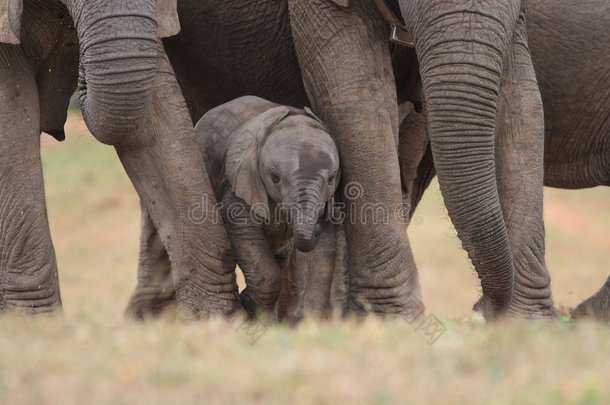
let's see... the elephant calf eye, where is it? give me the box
[271,174,281,184]
[328,176,335,185]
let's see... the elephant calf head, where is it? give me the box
[255,108,340,252]
[212,96,341,253]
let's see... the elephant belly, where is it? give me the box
[528,1,610,188]
[164,0,309,122]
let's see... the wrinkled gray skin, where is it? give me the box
[0,0,241,317]
[198,96,341,318]
[127,0,548,320]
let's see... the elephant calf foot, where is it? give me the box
[572,277,610,323]
[125,286,177,320]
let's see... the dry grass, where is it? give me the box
[0,112,608,404]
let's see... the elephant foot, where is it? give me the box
[472,296,556,319]
[571,277,610,323]
[0,272,63,315]
[344,234,424,319]
[239,288,278,320]
[0,298,62,316]
[125,287,177,320]
[346,292,425,322]
[174,290,244,321]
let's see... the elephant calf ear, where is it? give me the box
[304,107,325,124]
[0,0,23,45]
[157,0,180,38]
[225,106,292,220]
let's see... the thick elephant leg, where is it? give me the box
[111,46,241,319]
[572,276,610,323]
[288,0,423,317]
[492,13,554,317]
[0,47,61,313]
[125,204,176,319]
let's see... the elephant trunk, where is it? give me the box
[290,183,325,253]
[414,5,521,318]
[69,0,159,143]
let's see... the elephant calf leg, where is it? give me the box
[0,49,61,313]
[277,221,339,322]
[572,276,610,323]
[125,205,176,319]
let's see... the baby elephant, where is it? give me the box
[196,96,345,319]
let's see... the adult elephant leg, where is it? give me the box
[125,204,176,319]
[113,46,240,319]
[288,0,423,317]
[492,13,554,317]
[572,276,610,323]
[0,47,61,313]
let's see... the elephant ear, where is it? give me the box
[329,0,349,7]
[225,106,292,219]
[304,106,325,125]
[0,0,22,45]
[157,0,180,38]
[326,167,342,218]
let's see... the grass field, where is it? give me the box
[0,112,608,404]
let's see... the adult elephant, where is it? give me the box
[128,0,548,320]
[0,0,240,317]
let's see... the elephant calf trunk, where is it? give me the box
[292,203,324,253]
